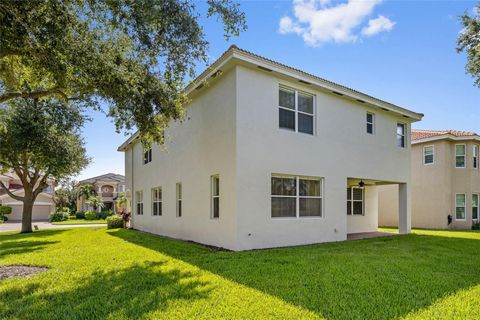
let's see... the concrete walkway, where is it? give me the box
[0,221,106,233]
[347,231,397,241]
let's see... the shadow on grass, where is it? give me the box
[0,240,58,259]
[0,261,212,320]
[110,229,480,320]
[0,230,67,259]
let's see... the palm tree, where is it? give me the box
[85,195,104,212]
[78,184,97,198]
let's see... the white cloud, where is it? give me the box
[279,0,395,46]
[361,15,395,36]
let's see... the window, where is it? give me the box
[455,144,466,168]
[136,191,143,215]
[472,194,479,221]
[211,175,219,219]
[271,175,323,218]
[143,148,152,164]
[279,86,314,135]
[176,183,182,217]
[347,187,364,215]
[396,123,406,148]
[152,187,162,216]
[474,145,479,169]
[455,193,466,220]
[366,113,374,134]
[423,145,434,165]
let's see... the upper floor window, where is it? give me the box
[455,144,466,168]
[473,145,478,169]
[143,148,152,165]
[136,191,143,215]
[366,112,374,134]
[152,187,162,216]
[347,187,364,215]
[211,175,220,219]
[279,86,314,135]
[271,175,323,218]
[423,145,434,165]
[455,193,466,220]
[396,123,406,148]
[176,183,182,217]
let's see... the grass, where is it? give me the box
[51,218,106,225]
[1,228,480,319]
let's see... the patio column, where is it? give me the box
[398,183,411,234]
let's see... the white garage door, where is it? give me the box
[8,204,52,221]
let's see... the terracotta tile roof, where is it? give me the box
[412,129,478,141]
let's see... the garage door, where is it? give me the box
[7,204,52,221]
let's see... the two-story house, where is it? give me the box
[0,171,55,220]
[379,129,480,229]
[118,46,423,251]
[76,173,126,213]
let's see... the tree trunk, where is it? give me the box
[21,197,34,233]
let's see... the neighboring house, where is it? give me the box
[76,173,125,212]
[379,129,480,229]
[0,171,55,221]
[118,46,423,251]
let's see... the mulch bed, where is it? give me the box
[0,265,49,280]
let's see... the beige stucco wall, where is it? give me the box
[1,193,54,221]
[379,139,480,229]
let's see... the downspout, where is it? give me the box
[130,146,134,228]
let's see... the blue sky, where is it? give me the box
[77,0,479,181]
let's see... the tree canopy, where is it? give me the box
[457,4,480,87]
[0,98,89,232]
[0,0,246,144]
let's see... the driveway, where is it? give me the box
[0,221,106,233]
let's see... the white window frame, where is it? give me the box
[278,85,315,135]
[396,123,406,148]
[472,193,479,221]
[136,191,143,215]
[455,144,466,168]
[151,187,162,216]
[176,183,182,217]
[143,148,152,165]
[210,175,220,219]
[271,174,324,219]
[473,145,479,169]
[455,193,466,221]
[347,187,365,216]
[366,112,375,135]
[423,145,434,165]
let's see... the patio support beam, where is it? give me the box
[398,183,411,234]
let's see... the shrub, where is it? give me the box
[49,211,69,222]
[75,211,85,219]
[472,222,480,230]
[0,206,12,216]
[0,206,12,221]
[106,215,124,229]
[84,211,97,220]
[96,210,113,220]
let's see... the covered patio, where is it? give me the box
[346,177,411,237]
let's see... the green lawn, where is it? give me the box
[1,228,480,320]
[51,218,106,225]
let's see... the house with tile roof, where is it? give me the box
[379,129,480,229]
[0,171,55,221]
[76,173,125,213]
[118,45,423,250]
